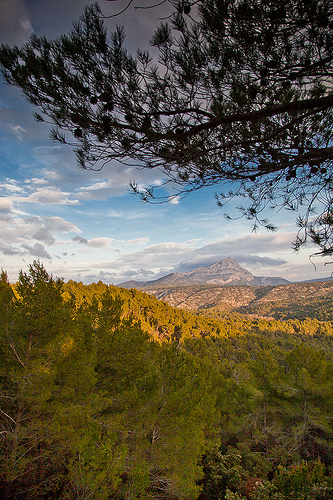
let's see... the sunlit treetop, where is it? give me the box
[0,0,333,254]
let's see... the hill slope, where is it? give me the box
[145,279,333,321]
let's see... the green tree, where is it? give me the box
[232,351,287,461]
[0,261,71,498]
[281,344,333,463]
[0,1,333,253]
[272,459,332,500]
[92,290,219,500]
[0,264,130,499]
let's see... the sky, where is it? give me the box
[0,0,332,285]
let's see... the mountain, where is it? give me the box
[117,258,333,319]
[118,257,289,289]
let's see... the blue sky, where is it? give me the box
[0,0,331,284]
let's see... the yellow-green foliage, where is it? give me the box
[1,262,333,500]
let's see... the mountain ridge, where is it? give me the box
[118,257,289,289]
[117,258,333,318]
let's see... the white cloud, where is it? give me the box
[0,179,25,194]
[32,216,80,244]
[0,176,82,207]
[105,208,149,221]
[126,238,150,246]
[79,180,113,192]
[87,237,114,249]
[0,214,80,263]
[26,178,48,186]
[86,241,205,281]
[169,195,180,205]
[76,174,132,200]
[72,236,118,250]
[18,187,79,205]
[32,227,56,245]
[0,198,13,213]
[9,124,26,141]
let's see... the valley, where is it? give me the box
[119,257,333,321]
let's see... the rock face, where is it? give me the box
[118,257,289,289]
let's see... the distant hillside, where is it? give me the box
[116,258,333,321]
[119,257,289,289]
[143,279,333,321]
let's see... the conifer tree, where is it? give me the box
[0,262,70,498]
[0,0,333,254]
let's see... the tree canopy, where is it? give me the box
[2,261,333,499]
[0,0,333,254]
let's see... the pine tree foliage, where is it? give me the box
[2,262,333,498]
[0,1,333,253]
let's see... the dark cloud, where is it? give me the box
[234,255,287,267]
[174,257,222,273]
[31,216,78,244]
[33,227,56,245]
[22,242,51,259]
[0,0,173,49]
[122,268,155,278]
[193,234,293,257]
[72,235,88,245]
[0,244,22,256]
[0,0,33,45]
[84,271,117,284]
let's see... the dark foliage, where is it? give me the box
[0,1,333,254]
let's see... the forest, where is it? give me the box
[1,261,333,499]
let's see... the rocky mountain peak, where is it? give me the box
[118,257,289,289]
[184,257,254,285]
